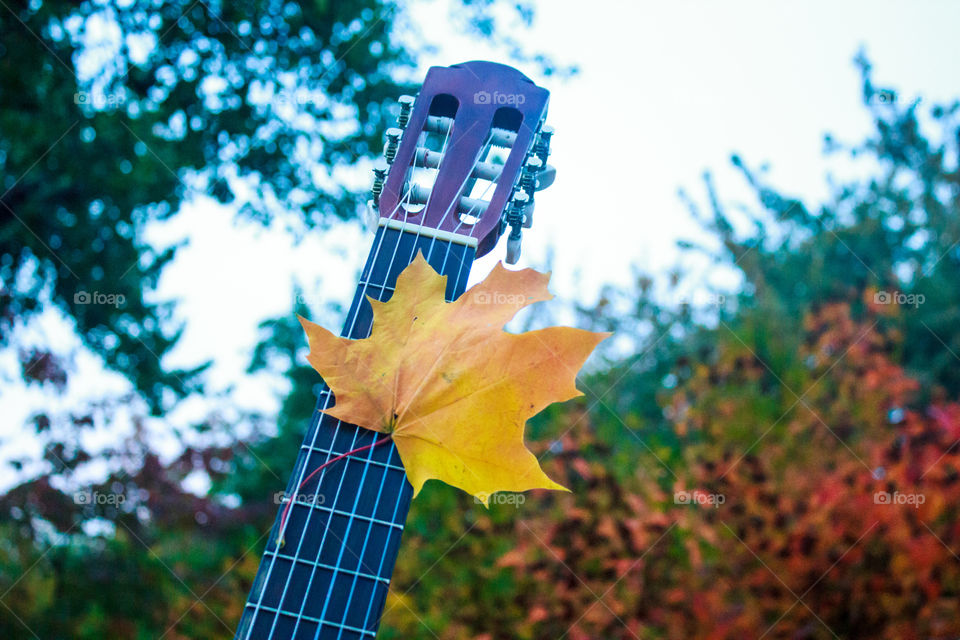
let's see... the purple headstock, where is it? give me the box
[369,61,555,261]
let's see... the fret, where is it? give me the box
[338,430,404,639]
[354,279,395,290]
[302,413,399,471]
[238,224,477,640]
[300,444,407,475]
[278,492,406,531]
[240,603,376,640]
[355,442,410,636]
[260,549,392,586]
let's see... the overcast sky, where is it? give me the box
[160,0,960,393]
[4,0,960,488]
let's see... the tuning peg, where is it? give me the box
[503,191,528,264]
[506,191,529,227]
[517,157,544,229]
[521,156,542,195]
[505,229,522,264]
[371,159,388,206]
[384,128,402,164]
[535,124,554,162]
[522,201,535,228]
[397,95,416,128]
[536,164,557,191]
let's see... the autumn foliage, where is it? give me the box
[5,60,960,640]
[377,301,960,639]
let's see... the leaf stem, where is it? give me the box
[276,434,392,546]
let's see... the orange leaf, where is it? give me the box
[299,252,609,503]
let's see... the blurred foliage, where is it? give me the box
[4,10,960,638]
[0,0,560,637]
[375,58,960,639]
[0,0,559,412]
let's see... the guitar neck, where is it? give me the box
[236,224,477,640]
[236,59,554,640]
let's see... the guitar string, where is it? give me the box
[321,131,486,638]
[251,98,539,638]
[277,164,433,639]
[247,180,417,640]
[344,110,544,636]
[249,148,423,636]
[300,108,541,638]
[311,124,500,640]
[286,118,463,638]
[345,146,502,639]
[349,111,546,636]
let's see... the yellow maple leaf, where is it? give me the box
[298,252,610,504]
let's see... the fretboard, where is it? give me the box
[236,225,477,640]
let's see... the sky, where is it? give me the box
[4,0,960,488]
[159,0,960,393]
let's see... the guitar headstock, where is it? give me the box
[367,61,556,262]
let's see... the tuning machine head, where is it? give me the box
[369,94,417,218]
[520,156,541,228]
[371,62,553,260]
[365,159,389,229]
[370,159,388,205]
[503,191,529,264]
[383,128,402,164]
[535,124,554,162]
[397,95,416,129]
[514,130,557,232]
[499,123,557,263]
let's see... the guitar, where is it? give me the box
[235,60,555,640]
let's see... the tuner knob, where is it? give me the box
[384,128,402,164]
[505,228,522,265]
[521,156,542,196]
[371,160,388,206]
[522,201,535,229]
[536,164,557,191]
[397,95,416,129]
[506,191,529,227]
[504,192,527,264]
[535,124,554,162]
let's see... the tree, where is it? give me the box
[0,0,560,412]
[0,1,563,637]
[378,58,960,638]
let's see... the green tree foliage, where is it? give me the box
[5,5,960,635]
[0,1,557,637]
[380,61,960,637]
[0,0,553,411]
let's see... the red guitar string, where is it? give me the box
[276,435,393,546]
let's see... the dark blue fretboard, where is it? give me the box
[236,226,476,640]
